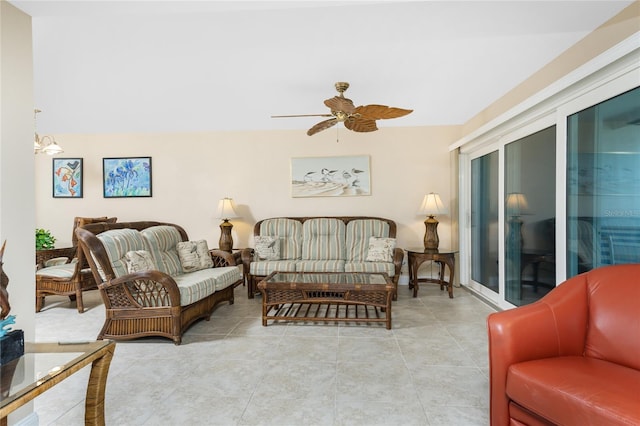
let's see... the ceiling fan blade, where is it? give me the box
[354,104,413,120]
[271,113,333,118]
[344,117,378,133]
[307,118,338,136]
[324,96,356,114]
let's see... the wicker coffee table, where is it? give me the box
[257,272,394,329]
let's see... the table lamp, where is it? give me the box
[506,192,529,249]
[216,197,239,252]
[418,193,448,250]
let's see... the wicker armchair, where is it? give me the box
[36,216,117,313]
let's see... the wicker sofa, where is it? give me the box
[76,221,242,344]
[241,216,403,299]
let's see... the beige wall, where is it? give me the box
[1,2,36,424]
[35,125,460,279]
[1,1,35,335]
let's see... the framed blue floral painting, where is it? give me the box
[53,158,83,198]
[103,157,152,198]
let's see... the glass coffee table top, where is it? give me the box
[265,271,390,286]
[1,340,115,424]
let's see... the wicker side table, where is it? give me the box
[406,248,457,298]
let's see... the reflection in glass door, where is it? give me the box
[567,87,640,277]
[471,151,499,292]
[504,127,556,306]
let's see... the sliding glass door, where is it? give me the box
[471,151,499,293]
[504,127,556,306]
[459,40,638,309]
[567,87,640,276]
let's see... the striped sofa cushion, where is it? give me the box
[344,261,395,277]
[346,219,391,261]
[301,218,345,260]
[250,260,298,276]
[296,260,345,272]
[258,218,302,260]
[141,226,184,276]
[97,229,149,279]
[172,266,241,305]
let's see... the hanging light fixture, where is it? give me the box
[34,109,64,155]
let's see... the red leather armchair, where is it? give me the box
[487,264,640,426]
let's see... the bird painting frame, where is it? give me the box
[52,158,83,198]
[290,155,371,198]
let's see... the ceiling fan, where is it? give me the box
[272,82,413,136]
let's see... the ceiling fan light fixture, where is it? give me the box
[272,82,412,136]
[334,111,348,122]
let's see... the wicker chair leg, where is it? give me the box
[75,289,85,313]
[248,277,255,299]
[36,295,44,313]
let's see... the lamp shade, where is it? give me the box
[216,197,239,220]
[506,193,529,215]
[417,193,448,217]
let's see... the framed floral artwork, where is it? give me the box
[53,158,83,198]
[103,157,152,198]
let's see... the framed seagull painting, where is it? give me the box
[52,158,83,198]
[290,155,371,198]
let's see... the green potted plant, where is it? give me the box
[35,229,56,251]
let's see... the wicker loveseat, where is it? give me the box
[76,221,242,344]
[241,216,403,299]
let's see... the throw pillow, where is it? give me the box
[365,236,396,263]
[254,236,280,261]
[125,250,156,273]
[176,240,214,272]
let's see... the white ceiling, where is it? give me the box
[10,0,636,135]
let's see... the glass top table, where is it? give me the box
[264,271,391,286]
[1,340,115,426]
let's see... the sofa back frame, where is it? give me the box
[252,216,397,238]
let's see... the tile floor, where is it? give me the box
[34,283,496,425]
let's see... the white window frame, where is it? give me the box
[456,34,639,309]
